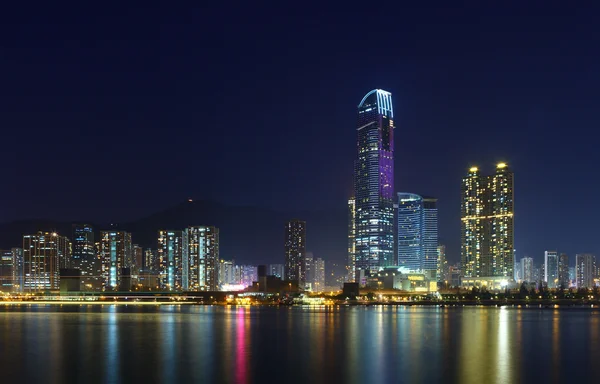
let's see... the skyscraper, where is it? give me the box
[99,231,132,290]
[396,193,438,277]
[347,198,356,282]
[521,257,533,282]
[305,251,314,290]
[72,224,100,290]
[144,249,157,272]
[284,220,306,285]
[422,197,439,279]
[313,257,325,292]
[558,253,570,288]
[576,253,596,288]
[23,231,71,291]
[132,244,143,273]
[354,89,395,275]
[157,230,184,290]
[0,250,14,291]
[544,251,559,288]
[397,193,422,272]
[218,259,237,288]
[437,245,448,284]
[461,163,514,280]
[184,226,219,291]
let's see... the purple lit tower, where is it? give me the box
[353,89,395,276]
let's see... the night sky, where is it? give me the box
[1,4,599,264]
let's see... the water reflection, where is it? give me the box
[0,305,599,383]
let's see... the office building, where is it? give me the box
[157,230,184,290]
[23,231,71,291]
[461,163,514,280]
[396,193,439,278]
[347,198,356,282]
[353,89,395,275]
[184,226,219,291]
[305,251,314,290]
[558,253,570,288]
[313,257,325,292]
[284,220,306,285]
[269,264,284,279]
[99,231,132,290]
[72,224,101,290]
[576,253,596,288]
[521,257,534,282]
[544,251,559,288]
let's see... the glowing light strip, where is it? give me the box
[358,89,394,118]
[461,213,514,221]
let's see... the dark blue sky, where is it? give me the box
[1,4,599,264]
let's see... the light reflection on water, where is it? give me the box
[0,305,599,383]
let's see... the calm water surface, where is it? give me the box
[0,305,599,383]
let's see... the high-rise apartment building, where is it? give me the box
[461,163,514,279]
[23,232,71,291]
[132,244,143,273]
[347,198,356,282]
[313,257,325,292]
[544,251,559,288]
[576,253,596,288]
[437,245,448,283]
[72,224,101,290]
[157,230,184,290]
[144,249,157,272]
[0,250,14,291]
[218,259,237,288]
[305,251,314,289]
[396,193,438,278]
[99,231,132,290]
[184,226,219,291]
[520,257,534,282]
[284,220,306,285]
[240,265,258,288]
[269,264,284,279]
[558,253,570,288]
[353,89,395,274]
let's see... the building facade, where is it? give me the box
[23,232,71,291]
[72,224,101,290]
[576,253,596,288]
[396,193,438,279]
[544,251,559,288]
[218,259,237,288]
[269,264,284,279]
[521,257,534,282]
[347,198,356,282]
[313,257,325,292]
[157,230,184,290]
[437,245,448,284]
[284,220,306,285]
[99,231,132,290]
[353,89,395,274]
[240,265,258,288]
[132,244,143,273]
[558,253,570,288]
[184,226,219,291]
[461,163,514,280]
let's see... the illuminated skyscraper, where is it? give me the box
[354,89,395,274]
[99,231,132,290]
[396,193,438,278]
[218,259,237,288]
[269,264,284,279]
[544,251,559,288]
[132,244,143,273]
[284,220,306,285]
[558,253,570,288]
[520,257,534,282]
[184,226,219,291]
[23,231,71,291]
[314,257,325,292]
[158,230,184,290]
[576,253,595,288]
[0,250,14,291]
[347,198,356,282]
[72,224,100,290]
[461,163,514,279]
[437,245,448,283]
